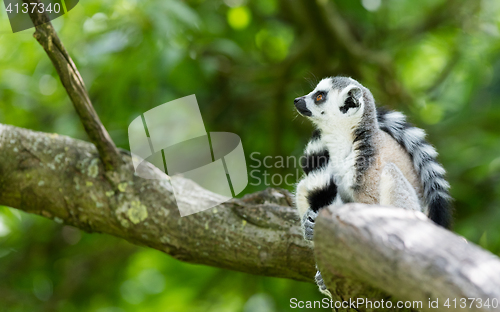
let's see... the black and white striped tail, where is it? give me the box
[377,108,452,228]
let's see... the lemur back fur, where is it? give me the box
[293,76,452,297]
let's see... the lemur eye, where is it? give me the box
[316,94,323,101]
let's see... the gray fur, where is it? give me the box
[329,76,353,91]
[335,78,380,190]
[377,109,452,227]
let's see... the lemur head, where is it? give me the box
[294,76,376,133]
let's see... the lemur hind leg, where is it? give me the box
[301,208,318,241]
[380,162,421,212]
[315,268,332,298]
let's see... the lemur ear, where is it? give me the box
[348,87,362,102]
[340,87,362,114]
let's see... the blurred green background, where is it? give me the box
[1,0,500,311]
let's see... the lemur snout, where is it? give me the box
[294,97,312,116]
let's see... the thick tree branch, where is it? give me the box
[23,0,122,171]
[0,123,315,282]
[315,204,500,312]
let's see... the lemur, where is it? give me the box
[294,76,452,297]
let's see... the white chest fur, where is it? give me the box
[320,129,357,200]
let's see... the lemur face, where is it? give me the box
[294,77,365,131]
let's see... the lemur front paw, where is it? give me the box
[301,208,318,241]
[315,270,332,298]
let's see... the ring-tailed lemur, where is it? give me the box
[294,76,452,297]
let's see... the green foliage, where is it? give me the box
[1,0,500,310]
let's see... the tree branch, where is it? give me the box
[23,0,122,171]
[0,123,315,282]
[315,204,500,312]
[317,0,390,67]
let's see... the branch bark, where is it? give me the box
[23,0,122,171]
[315,204,500,312]
[0,123,315,282]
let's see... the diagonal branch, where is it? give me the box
[282,0,413,107]
[317,0,390,67]
[425,49,461,98]
[316,0,413,107]
[23,0,122,171]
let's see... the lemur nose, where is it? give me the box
[294,97,312,116]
